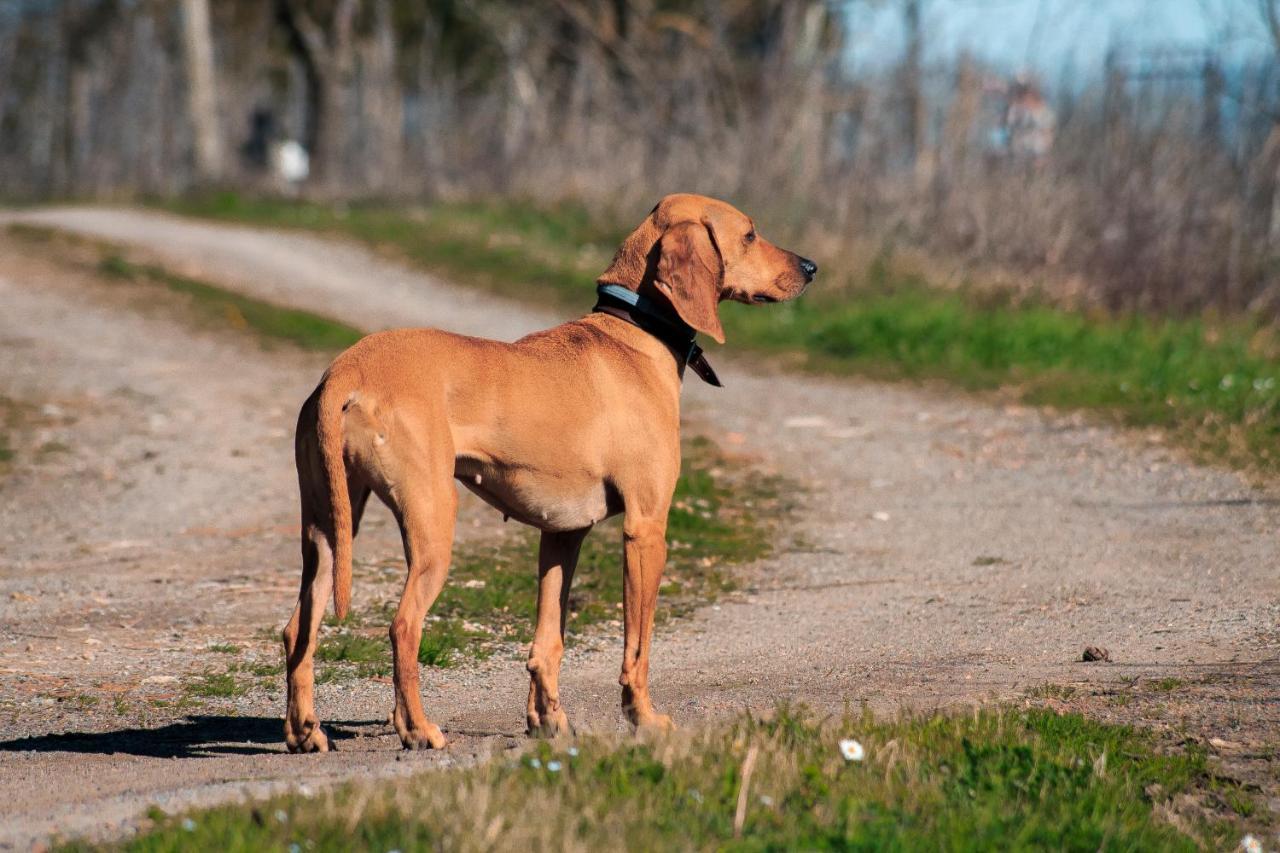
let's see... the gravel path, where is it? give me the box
[0,207,1276,848]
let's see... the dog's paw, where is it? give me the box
[285,721,331,754]
[635,713,675,735]
[399,722,447,751]
[528,708,573,739]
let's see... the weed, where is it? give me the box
[183,671,247,699]
[36,440,72,457]
[1028,683,1078,701]
[1148,677,1185,693]
[315,632,385,665]
[207,643,240,655]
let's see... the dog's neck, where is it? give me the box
[592,284,722,387]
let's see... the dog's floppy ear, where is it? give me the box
[651,221,725,344]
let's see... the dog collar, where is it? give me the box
[593,284,722,387]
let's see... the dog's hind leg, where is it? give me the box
[386,461,456,750]
[526,527,590,737]
[283,515,335,753]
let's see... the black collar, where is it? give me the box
[592,284,722,387]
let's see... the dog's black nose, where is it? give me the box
[798,257,817,283]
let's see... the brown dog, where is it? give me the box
[282,193,816,752]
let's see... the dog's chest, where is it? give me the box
[455,457,615,532]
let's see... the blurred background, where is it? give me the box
[2,0,1279,314]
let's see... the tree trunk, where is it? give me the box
[903,0,925,177]
[179,0,223,183]
[362,0,403,192]
[280,0,358,193]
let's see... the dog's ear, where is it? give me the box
[651,221,725,344]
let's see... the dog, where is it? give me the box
[282,193,816,752]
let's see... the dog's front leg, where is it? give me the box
[619,514,674,731]
[526,527,589,737]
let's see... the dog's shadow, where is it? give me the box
[0,716,385,759]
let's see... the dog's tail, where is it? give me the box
[316,378,354,621]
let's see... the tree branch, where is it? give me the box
[281,0,329,66]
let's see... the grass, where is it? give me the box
[163,192,1280,472]
[0,395,28,473]
[182,672,247,699]
[95,253,362,351]
[316,435,789,674]
[81,704,1254,851]
[0,393,72,476]
[5,223,363,352]
[1147,677,1185,693]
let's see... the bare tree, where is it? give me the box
[279,0,359,190]
[179,0,222,182]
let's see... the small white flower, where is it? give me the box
[181,818,196,832]
[689,789,703,803]
[1239,834,1262,853]
[567,746,579,757]
[759,795,774,806]
[275,809,289,823]
[839,738,865,762]
[546,760,562,772]
[529,757,542,768]
[288,844,301,853]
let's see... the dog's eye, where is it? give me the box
[745,230,756,244]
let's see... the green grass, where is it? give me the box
[163,193,1280,471]
[182,671,247,699]
[316,435,788,674]
[82,704,1253,851]
[0,395,26,471]
[1147,677,1185,693]
[95,253,362,351]
[5,223,363,352]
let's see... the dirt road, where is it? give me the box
[0,208,1276,848]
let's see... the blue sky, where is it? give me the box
[841,0,1270,76]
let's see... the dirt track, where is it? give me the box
[0,208,1276,848]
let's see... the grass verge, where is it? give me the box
[79,704,1256,851]
[315,435,789,675]
[6,223,362,352]
[162,193,1280,472]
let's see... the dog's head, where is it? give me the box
[597,194,817,344]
